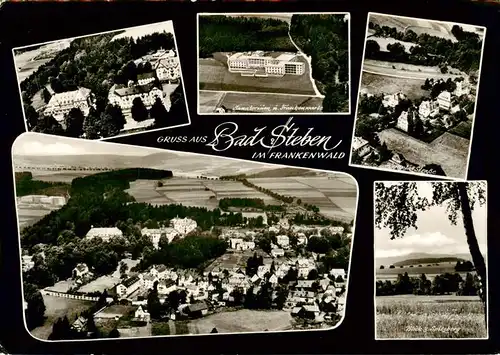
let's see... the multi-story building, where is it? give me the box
[437,91,451,111]
[227,51,305,77]
[72,263,90,279]
[327,226,345,235]
[85,227,123,242]
[18,195,66,207]
[454,80,470,97]
[396,111,409,132]
[108,82,170,112]
[43,87,94,124]
[154,50,181,82]
[137,72,156,86]
[141,227,179,249]
[21,255,35,272]
[276,235,290,249]
[418,100,439,120]
[116,275,143,298]
[170,217,197,235]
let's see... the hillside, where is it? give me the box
[247,167,321,178]
[376,252,476,267]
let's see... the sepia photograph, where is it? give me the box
[374,180,488,339]
[350,13,486,180]
[197,13,350,115]
[13,21,190,140]
[13,132,357,341]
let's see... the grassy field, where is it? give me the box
[369,37,418,53]
[377,262,459,279]
[248,176,357,221]
[376,295,486,339]
[30,294,93,340]
[360,72,427,101]
[201,91,323,114]
[188,309,293,334]
[199,56,316,95]
[126,178,282,209]
[377,128,469,179]
[78,275,120,294]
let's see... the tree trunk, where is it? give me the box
[456,182,487,320]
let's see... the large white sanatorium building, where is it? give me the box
[227,51,305,77]
[85,227,123,242]
[43,87,93,124]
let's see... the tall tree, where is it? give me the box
[131,97,149,122]
[64,107,85,138]
[24,282,46,330]
[33,115,65,136]
[24,104,39,131]
[150,97,169,126]
[374,181,487,315]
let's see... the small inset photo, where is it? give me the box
[198,13,350,115]
[14,21,190,140]
[350,13,486,180]
[374,180,488,339]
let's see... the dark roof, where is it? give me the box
[187,301,208,313]
[114,82,157,97]
[122,275,140,288]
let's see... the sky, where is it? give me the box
[375,181,487,260]
[12,133,154,156]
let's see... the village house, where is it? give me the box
[437,91,451,111]
[257,265,271,279]
[229,238,243,250]
[297,233,308,246]
[277,218,290,230]
[154,50,181,82]
[85,227,123,242]
[158,279,177,295]
[116,275,142,298]
[327,226,344,234]
[296,259,316,278]
[72,263,90,279]
[143,274,159,291]
[268,226,280,233]
[269,274,279,285]
[170,217,197,235]
[43,87,94,123]
[418,100,439,120]
[149,264,170,279]
[382,92,406,108]
[185,301,209,318]
[351,136,371,158]
[396,111,409,132]
[276,235,290,249]
[454,80,470,97]
[134,306,150,322]
[271,248,285,258]
[329,268,347,280]
[296,280,316,290]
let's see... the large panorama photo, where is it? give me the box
[13,133,357,340]
[350,13,485,180]
[13,21,191,140]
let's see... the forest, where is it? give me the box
[19,31,184,138]
[366,23,483,73]
[290,14,349,112]
[198,16,295,58]
[376,272,481,297]
[15,171,70,197]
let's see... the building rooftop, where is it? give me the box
[352,136,369,151]
[114,82,158,97]
[121,275,140,288]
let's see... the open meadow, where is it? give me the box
[248,176,357,221]
[378,129,469,178]
[360,72,427,100]
[199,56,316,95]
[30,294,93,340]
[188,309,293,334]
[77,275,120,294]
[376,295,487,339]
[126,178,281,209]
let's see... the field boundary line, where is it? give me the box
[199,89,318,98]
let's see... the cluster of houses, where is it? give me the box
[82,217,197,247]
[38,48,181,131]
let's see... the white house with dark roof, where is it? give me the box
[137,72,156,86]
[72,263,89,279]
[437,91,451,111]
[43,87,94,123]
[108,82,170,111]
[329,268,346,280]
[116,275,142,298]
[351,137,371,157]
[227,51,305,77]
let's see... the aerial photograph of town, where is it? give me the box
[350,13,485,179]
[374,180,487,339]
[13,21,190,140]
[198,13,350,114]
[14,132,357,340]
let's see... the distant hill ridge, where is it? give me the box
[246,167,321,178]
[393,257,466,266]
